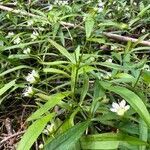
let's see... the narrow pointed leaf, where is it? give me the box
[27,92,70,121]
[44,121,89,150]
[17,113,55,150]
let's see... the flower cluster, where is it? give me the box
[54,0,69,6]
[97,1,104,12]
[23,70,40,97]
[22,86,34,97]
[42,124,54,135]
[25,70,39,84]
[13,37,21,44]
[23,48,31,54]
[110,100,130,116]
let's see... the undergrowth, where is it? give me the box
[0,0,150,150]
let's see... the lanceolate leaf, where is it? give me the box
[100,81,150,128]
[43,68,70,77]
[85,15,95,38]
[27,91,70,121]
[80,133,148,150]
[0,65,32,77]
[44,121,90,150]
[49,39,75,63]
[0,79,16,96]
[17,113,55,150]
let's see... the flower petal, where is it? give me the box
[119,100,126,108]
[110,108,117,112]
[124,105,130,111]
[112,102,120,109]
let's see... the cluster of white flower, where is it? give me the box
[23,48,31,54]
[97,1,104,13]
[106,58,112,63]
[7,32,14,38]
[23,70,40,97]
[54,0,69,6]
[27,20,34,26]
[101,72,111,79]
[13,37,21,44]
[31,31,39,40]
[25,70,39,84]
[22,86,34,97]
[6,32,21,44]
[42,124,54,135]
[47,4,53,11]
[110,100,130,116]
[143,64,150,71]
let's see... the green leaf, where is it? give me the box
[0,80,16,96]
[91,79,105,114]
[27,92,70,121]
[99,62,125,70]
[80,133,148,150]
[85,15,95,38]
[17,113,55,150]
[43,68,70,77]
[44,121,89,150]
[49,39,75,63]
[0,65,32,77]
[139,119,148,150]
[142,70,150,84]
[100,81,150,128]
[80,73,89,103]
[0,40,44,51]
[40,61,68,66]
[87,38,105,44]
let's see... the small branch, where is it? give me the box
[0,131,25,145]
[0,4,36,17]
[0,4,76,28]
[103,32,150,46]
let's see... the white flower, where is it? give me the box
[23,48,31,54]
[47,5,53,10]
[47,124,54,132]
[25,70,39,84]
[98,1,104,12]
[110,100,130,116]
[31,31,39,40]
[38,27,45,31]
[106,58,112,63]
[101,72,111,79]
[22,86,34,97]
[55,0,68,5]
[141,28,145,33]
[13,37,21,44]
[27,20,34,26]
[39,143,44,149]
[42,129,49,135]
[7,32,14,38]
[143,64,150,71]
[42,124,54,135]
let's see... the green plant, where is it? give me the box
[0,0,150,150]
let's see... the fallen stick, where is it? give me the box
[0,131,25,145]
[0,4,36,17]
[0,4,76,28]
[103,32,150,46]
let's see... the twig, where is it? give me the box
[0,4,36,17]
[0,131,25,145]
[0,4,76,28]
[103,32,150,46]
